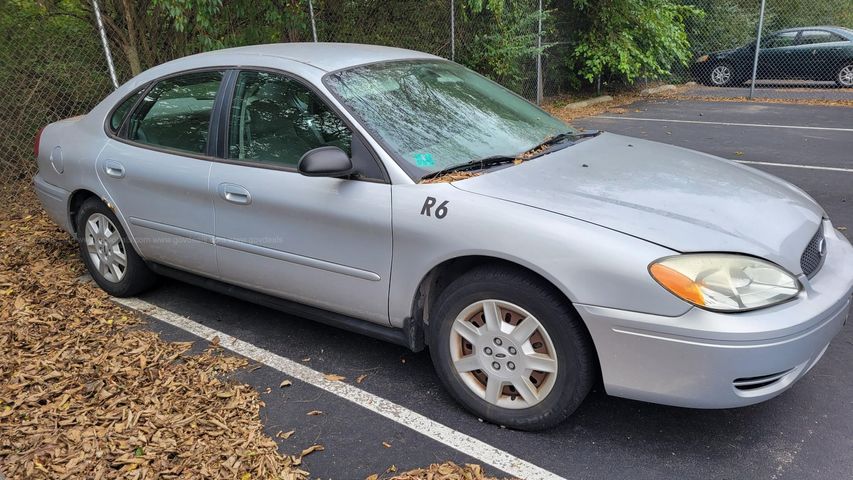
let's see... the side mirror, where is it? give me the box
[297,146,353,178]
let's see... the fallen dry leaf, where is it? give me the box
[306,410,323,416]
[356,374,368,384]
[418,170,481,184]
[280,379,293,388]
[300,445,324,457]
[277,430,295,439]
[382,441,392,448]
[388,462,495,480]
[323,374,346,382]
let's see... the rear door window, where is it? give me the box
[127,71,224,155]
[763,32,798,49]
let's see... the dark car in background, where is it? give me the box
[691,26,853,87]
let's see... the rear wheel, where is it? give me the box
[837,64,853,88]
[430,266,595,430]
[76,198,157,297]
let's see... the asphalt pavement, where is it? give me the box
[128,99,852,479]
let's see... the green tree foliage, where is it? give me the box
[762,0,853,31]
[312,0,452,56]
[5,0,853,96]
[34,0,311,76]
[0,0,116,179]
[558,0,702,85]
[459,0,551,93]
[684,0,757,55]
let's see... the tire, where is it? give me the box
[708,62,738,87]
[836,63,853,88]
[429,266,595,430]
[75,197,157,297]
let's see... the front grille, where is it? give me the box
[800,224,825,278]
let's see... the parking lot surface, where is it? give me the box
[127,99,852,479]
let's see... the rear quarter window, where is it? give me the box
[108,88,144,134]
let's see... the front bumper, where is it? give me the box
[579,222,853,409]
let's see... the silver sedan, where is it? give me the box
[34,43,853,430]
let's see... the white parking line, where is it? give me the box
[114,297,565,480]
[733,160,853,173]
[595,116,853,132]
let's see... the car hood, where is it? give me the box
[452,133,824,274]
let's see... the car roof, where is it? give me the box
[186,42,440,73]
[776,26,853,36]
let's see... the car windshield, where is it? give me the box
[324,60,575,177]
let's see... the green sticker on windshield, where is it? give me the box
[414,153,435,167]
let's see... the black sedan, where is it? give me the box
[691,26,853,87]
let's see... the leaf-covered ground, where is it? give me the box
[0,191,315,478]
[0,188,495,479]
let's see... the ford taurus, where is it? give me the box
[34,43,853,430]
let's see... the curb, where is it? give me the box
[641,84,678,95]
[562,95,613,110]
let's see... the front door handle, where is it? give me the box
[218,183,252,205]
[104,160,125,179]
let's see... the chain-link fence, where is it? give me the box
[0,2,119,189]
[1,0,851,192]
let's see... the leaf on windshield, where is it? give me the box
[419,171,482,184]
[517,142,551,161]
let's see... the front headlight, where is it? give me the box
[696,54,710,63]
[649,254,800,312]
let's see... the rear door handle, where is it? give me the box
[218,183,252,205]
[104,160,125,179]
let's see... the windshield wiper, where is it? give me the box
[419,130,601,182]
[420,155,518,181]
[531,129,601,153]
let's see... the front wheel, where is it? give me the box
[430,266,595,430]
[837,63,853,88]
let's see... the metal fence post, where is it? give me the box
[536,0,543,105]
[91,0,119,89]
[748,0,766,100]
[308,0,318,42]
[450,0,456,61]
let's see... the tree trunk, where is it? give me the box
[122,43,143,76]
[120,0,143,75]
